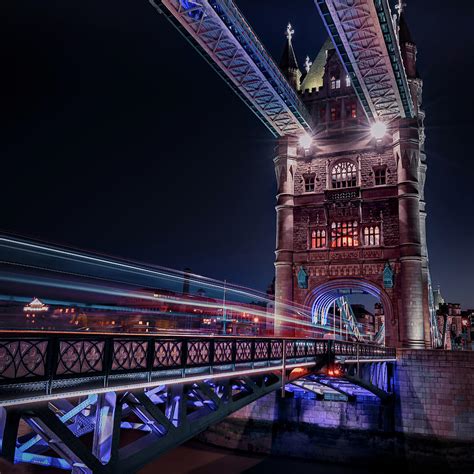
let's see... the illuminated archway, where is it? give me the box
[304,278,393,335]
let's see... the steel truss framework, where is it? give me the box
[0,332,395,472]
[0,373,286,473]
[315,0,414,122]
[151,0,313,137]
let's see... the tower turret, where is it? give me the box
[279,23,302,90]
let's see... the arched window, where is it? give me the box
[331,161,357,189]
[330,75,341,90]
[363,226,380,246]
[330,221,359,248]
[311,229,326,249]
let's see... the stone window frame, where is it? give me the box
[373,165,388,186]
[303,174,316,193]
[331,160,358,189]
[330,103,341,121]
[330,72,341,90]
[363,225,381,247]
[330,220,359,248]
[310,228,327,250]
[345,101,357,119]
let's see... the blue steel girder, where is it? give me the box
[151,0,313,137]
[315,0,414,123]
[0,373,283,473]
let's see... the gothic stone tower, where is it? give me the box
[274,11,430,348]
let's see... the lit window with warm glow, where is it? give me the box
[319,106,326,122]
[304,175,315,192]
[374,167,386,186]
[364,226,381,246]
[330,105,341,121]
[331,161,357,188]
[346,102,357,118]
[311,229,326,249]
[331,221,359,248]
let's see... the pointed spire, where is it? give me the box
[279,22,301,90]
[396,1,414,45]
[304,56,312,74]
[395,0,406,16]
[279,23,300,71]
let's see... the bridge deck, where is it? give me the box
[0,331,395,406]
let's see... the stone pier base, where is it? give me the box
[199,351,474,473]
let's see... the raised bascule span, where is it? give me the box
[150,0,313,137]
[315,0,415,122]
[152,0,415,130]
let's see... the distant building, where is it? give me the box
[351,304,376,339]
[437,303,472,350]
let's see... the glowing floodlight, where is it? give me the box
[370,121,387,140]
[299,133,313,150]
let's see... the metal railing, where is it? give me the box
[0,331,395,405]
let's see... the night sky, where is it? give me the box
[2,1,474,307]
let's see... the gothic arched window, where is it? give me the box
[311,229,326,249]
[330,74,341,90]
[363,226,381,246]
[331,161,357,189]
[331,221,359,248]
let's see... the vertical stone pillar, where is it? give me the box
[394,121,425,348]
[274,137,296,336]
[419,157,432,347]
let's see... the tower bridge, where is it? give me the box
[0,0,461,471]
[150,0,439,349]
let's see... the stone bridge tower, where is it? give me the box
[274,10,430,348]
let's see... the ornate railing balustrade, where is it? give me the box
[332,340,396,360]
[0,331,395,406]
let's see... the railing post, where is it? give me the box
[146,338,154,383]
[356,342,360,376]
[103,337,113,388]
[250,339,255,369]
[281,339,286,398]
[209,339,215,375]
[45,335,58,396]
[181,339,188,378]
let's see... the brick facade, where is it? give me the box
[200,352,474,471]
[274,28,430,348]
[395,350,474,440]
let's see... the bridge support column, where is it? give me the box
[274,137,296,336]
[394,121,426,348]
[0,407,20,463]
[92,392,121,468]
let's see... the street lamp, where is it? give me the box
[299,133,313,150]
[370,121,387,140]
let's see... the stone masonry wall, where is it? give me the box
[229,391,383,431]
[394,349,474,441]
[200,351,474,472]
